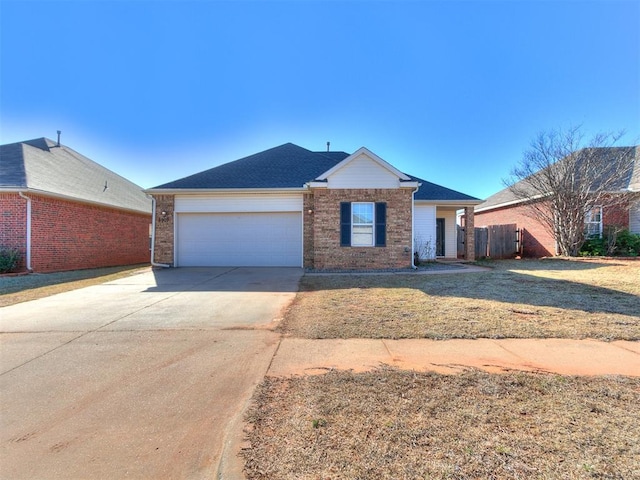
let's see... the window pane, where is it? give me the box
[352,203,373,224]
[352,225,374,246]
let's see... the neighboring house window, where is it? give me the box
[340,202,386,247]
[585,206,603,238]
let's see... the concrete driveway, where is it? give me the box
[0,267,302,480]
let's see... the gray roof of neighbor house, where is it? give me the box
[475,146,640,212]
[0,138,151,214]
[151,143,480,203]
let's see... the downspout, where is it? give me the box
[148,196,171,268]
[411,186,420,269]
[18,191,32,272]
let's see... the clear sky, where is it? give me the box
[1,0,639,199]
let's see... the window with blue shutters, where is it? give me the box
[340,202,386,247]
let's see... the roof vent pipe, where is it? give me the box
[326,141,330,152]
[56,130,61,147]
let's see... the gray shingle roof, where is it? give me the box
[410,175,480,202]
[153,143,350,189]
[0,138,151,214]
[475,146,639,212]
[151,143,480,202]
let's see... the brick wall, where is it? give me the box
[310,188,413,270]
[0,193,28,271]
[1,193,151,273]
[602,199,630,230]
[475,199,633,258]
[153,195,175,265]
[475,203,556,258]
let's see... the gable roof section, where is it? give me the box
[315,147,412,182]
[0,138,151,214]
[149,142,480,203]
[476,146,639,213]
[152,143,350,190]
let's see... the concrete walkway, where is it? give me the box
[268,337,640,377]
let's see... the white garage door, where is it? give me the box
[176,212,302,267]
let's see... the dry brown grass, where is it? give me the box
[0,265,150,307]
[281,259,640,340]
[243,368,640,479]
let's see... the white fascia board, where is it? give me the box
[0,187,151,215]
[145,187,308,195]
[315,147,412,181]
[400,181,420,188]
[307,181,328,188]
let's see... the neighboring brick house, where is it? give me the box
[475,146,640,257]
[1,137,152,272]
[146,143,481,270]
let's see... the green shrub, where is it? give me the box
[579,237,606,256]
[0,248,20,273]
[615,230,640,256]
[579,229,640,257]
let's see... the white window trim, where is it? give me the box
[585,206,603,238]
[351,202,375,247]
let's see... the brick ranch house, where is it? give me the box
[146,143,481,270]
[1,137,152,273]
[474,146,640,257]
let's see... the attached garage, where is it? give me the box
[173,194,303,267]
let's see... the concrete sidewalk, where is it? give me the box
[267,338,640,377]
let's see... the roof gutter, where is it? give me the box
[17,191,32,272]
[144,187,309,195]
[148,196,171,268]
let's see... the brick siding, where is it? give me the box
[153,195,175,265]
[1,193,151,273]
[0,193,28,270]
[309,188,413,270]
[475,198,632,258]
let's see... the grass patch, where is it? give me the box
[243,369,640,479]
[281,259,640,340]
[0,264,150,307]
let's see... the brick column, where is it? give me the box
[303,193,315,269]
[464,206,475,261]
[153,195,175,265]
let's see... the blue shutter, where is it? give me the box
[340,202,351,246]
[375,202,386,247]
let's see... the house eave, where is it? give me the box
[145,187,309,195]
[315,147,412,182]
[0,187,151,215]
[306,181,421,189]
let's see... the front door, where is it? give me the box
[436,218,445,256]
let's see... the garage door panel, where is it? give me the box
[177,213,302,267]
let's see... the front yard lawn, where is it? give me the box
[280,259,640,340]
[243,259,640,479]
[244,369,640,479]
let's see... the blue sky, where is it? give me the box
[1,0,638,199]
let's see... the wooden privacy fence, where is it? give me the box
[458,224,521,259]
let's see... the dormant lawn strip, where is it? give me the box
[243,369,640,480]
[281,259,640,341]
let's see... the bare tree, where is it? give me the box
[507,126,636,256]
